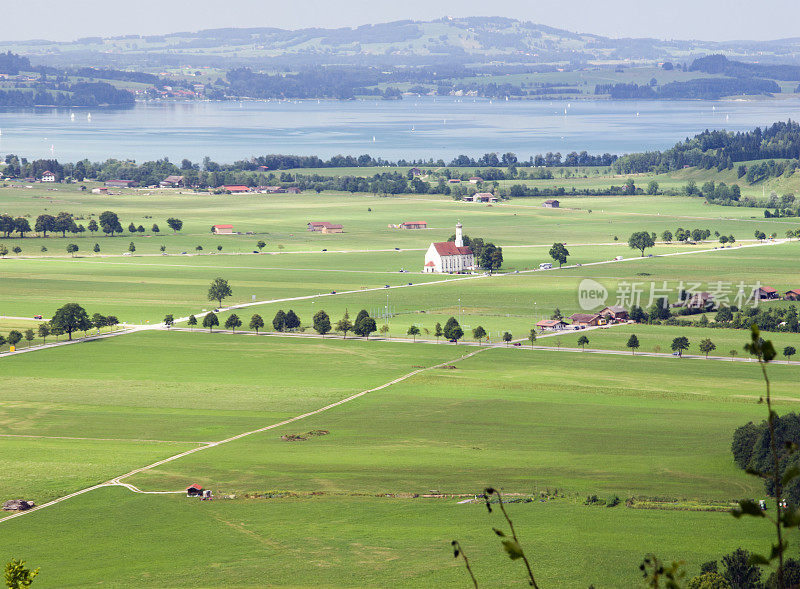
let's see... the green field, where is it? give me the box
[0,331,791,587]
[2,183,800,587]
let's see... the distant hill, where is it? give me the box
[5,17,800,69]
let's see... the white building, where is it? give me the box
[423,222,474,273]
[41,170,55,182]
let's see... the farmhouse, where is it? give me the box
[599,306,629,322]
[679,292,715,310]
[213,224,234,235]
[160,175,184,187]
[223,185,250,193]
[308,221,340,232]
[536,319,568,331]
[423,222,474,273]
[785,289,800,301]
[321,224,343,234]
[464,192,497,203]
[568,313,602,327]
[286,187,302,194]
[543,199,560,208]
[755,286,778,300]
[40,170,56,182]
[91,187,108,194]
[400,221,427,229]
[469,176,483,184]
[105,179,137,188]
[186,484,203,497]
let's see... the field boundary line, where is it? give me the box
[0,346,490,523]
[0,434,212,444]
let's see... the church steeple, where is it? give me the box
[455,221,463,247]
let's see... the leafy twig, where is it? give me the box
[484,487,539,588]
[451,541,478,588]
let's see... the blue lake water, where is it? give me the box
[1,97,800,163]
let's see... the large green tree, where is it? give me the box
[353,312,377,338]
[34,214,55,237]
[207,277,232,308]
[202,312,219,332]
[671,336,690,357]
[99,211,122,236]
[628,231,655,256]
[443,317,463,343]
[50,303,91,340]
[313,310,331,337]
[548,242,570,268]
[472,325,487,344]
[272,310,287,332]
[249,314,264,334]
[284,310,301,331]
[626,334,640,355]
[225,313,242,332]
[407,325,420,341]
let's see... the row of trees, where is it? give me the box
[0,304,122,351]
[0,211,183,239]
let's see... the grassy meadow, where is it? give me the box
[2,177,800,587]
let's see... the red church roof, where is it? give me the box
[433,242,472,256]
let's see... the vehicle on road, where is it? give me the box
[384,284,390,288]
[513,342,521,346]
[614,256,624,261]
[539,263,552,270]
[33,315,43,320]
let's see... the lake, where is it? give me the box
[1,97,800,163]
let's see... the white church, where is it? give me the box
[423,222,475,273]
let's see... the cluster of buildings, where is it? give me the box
[462,193,498,203]
[388,221,428,229]
[537,307,629,331]
[222,185,302,194]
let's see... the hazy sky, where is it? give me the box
[7,0,800,42]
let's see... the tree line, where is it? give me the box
[613,121,800,175]
[0,211,182,239]
[0,303,122,351]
